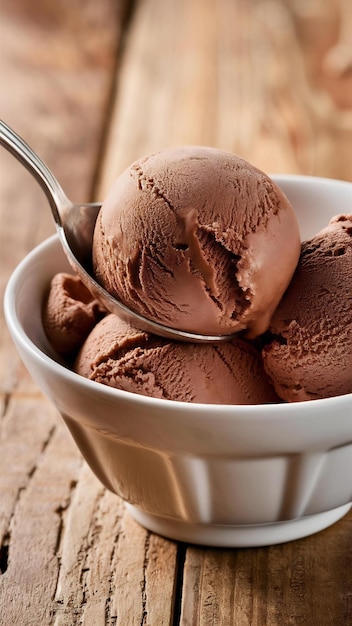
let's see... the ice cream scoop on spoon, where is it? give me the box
[1,122,302,343]
[1,120,240,342]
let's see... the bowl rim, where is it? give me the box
[270,173,352,186]
[4,174,352,417]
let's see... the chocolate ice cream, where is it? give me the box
[75,314,278,404]
[262,215,352,401]
[43,272,106,357]
[93,147,301,338]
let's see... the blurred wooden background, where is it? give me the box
[1,1,351,624]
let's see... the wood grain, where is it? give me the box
[98,0,352,196]
[1,0,351,624]
[180,518,352,625]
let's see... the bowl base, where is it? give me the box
[126,502,351,547]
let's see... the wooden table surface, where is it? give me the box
[1,1,351,624]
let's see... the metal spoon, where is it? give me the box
[1,120,237,342]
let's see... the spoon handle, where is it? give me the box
[0,120,71,227]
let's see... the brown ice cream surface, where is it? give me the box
[262,214,352,401]
[93,146,301,338]
[43,272,106,357]
[75,314,279,404]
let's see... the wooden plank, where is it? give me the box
[0,403,83,626]
[0,395,62,542]
[98,0,352,199]
[51,467,178,626]
[180,513,352,625]
[108,511,178,626]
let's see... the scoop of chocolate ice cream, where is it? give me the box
[93,147,301,338]
[262,214,352,401]
[43,273,106,357]
[75,314,279,404]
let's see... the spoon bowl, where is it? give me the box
[0,120,236,342]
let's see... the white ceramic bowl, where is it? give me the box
[4,175,352,547]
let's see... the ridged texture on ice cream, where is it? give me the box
[262,215,352,401]
[43,273,106,356]
[75,314,278,404]
[93,147,301,338]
